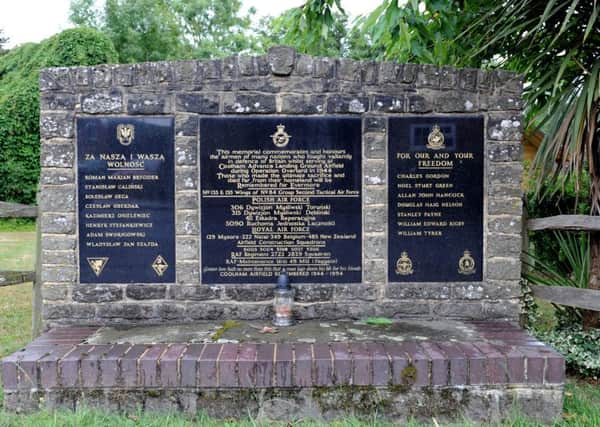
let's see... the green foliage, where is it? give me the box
[365,317,393,326]
[355,0,492,65]
[463,0,600,209]
[0,28,117,205]
[538,326,600,379]
[0,218,35,232]
[69,0,257,61]
[267,0,348,57]
[0,29,8,55]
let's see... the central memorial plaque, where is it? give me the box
[77,117,175,283]
[200,117,362,284]
[388,116,484,282]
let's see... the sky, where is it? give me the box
[0,0,377,49]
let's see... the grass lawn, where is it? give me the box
[0,227,598,426]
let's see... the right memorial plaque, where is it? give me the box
[388,116,484,282]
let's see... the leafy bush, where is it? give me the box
[0,28,117,205]
[526,172,591,273]
[538,326,600,379]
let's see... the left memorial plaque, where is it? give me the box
[77,117,176,283]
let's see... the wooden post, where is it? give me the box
[583,231,600,329]
[31,192,43,338]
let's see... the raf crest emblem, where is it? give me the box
[271,124,291,148]
[396,251,414,276]
[426,124,445,150]
[458,250,476,275]
[116,124,135,146]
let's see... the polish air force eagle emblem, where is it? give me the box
[116,124,135,146]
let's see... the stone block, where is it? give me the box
[177,237,198,261]
[96,303,154,320]
[294,54,313,76]
[175,114,198,137]
[176,210,199,235]
[294,284,333,303]
[364,234,385,259]
[363,133,386,159]
[487,233,521,257]
[436,91,478,112]
[489,163,522,186]
[176,262,200,284]
[176,192,199,210]
[225,285,274,301]
[362,61,378,84]
[175,167,198,191]
[126,284,166,300]
[40,168,74,185]
[127,93,172,114]
[336,59,361,82]
[41,235,76,251]
[400,64,418,83]
[280,95,325,114]
[41,93,78,111]
[171,285,219,300]
[363,160,385,185]
[487,142,522,162]
[363,260,385,283]
[488,215,522,234]
[363,116,387,133]
[176,93,219,114]
[487,113,522,141]
[326,95,368,113]
[72,285,122,303]
[39,67,71,91]
[459,69,478,91]
[41,213,75,234]
[41,142,74,168]
[379,62,401,83]
[407,95,433,113]
[40,114,74,139]
[40,186,75,213]
[175,140,197,166]
[364,206,386,232]
[417,64,441,88]
[313,57,334,78]
[81,90,123,114]
[364,186,386,205]
[371,95,405,113]
[156,303,186,320]
[268,46,296,76]
[223,93,276,114]
[386,283,451,300]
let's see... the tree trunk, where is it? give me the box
[583,231,600,330]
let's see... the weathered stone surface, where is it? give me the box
[488,215,522,234]
[481,94,524,111]
[488,114,522,141]
[42,213,75,234]
[487,258,522,281]
[488,198,522,216]
[41,235,76,251]
[386,283,451,300]
[96,303,155,320]
[41,93,78,111]
[171,285,219,301]
[364,186,386,205]
[175,140,197,166]
[363,116,387,133]
[176,262,200,284]
[364,207,385,232]
[43,284,69,301]
[417,64,440,88]
[268,46,296,76]
[81,90,123,114]
[128,93,172,114]
[294,285,334,303]
[371,95,405,113]
[459,69,478,91]
[363,260,385,283]
[176,192,199,210]
[175,114,198,137]
[223,93,276,114]
[225,286,274,302]
[176,167,198,191]
[177,238,198,261]
[42,250,75,266]
[43,304,95,319]
[377,301,431,317]
[237,56,256,76]
[176,210,199,235]
[39,67,71,91]
[489,163,522,186]
[432,301,484,319]
[363,133,385,159]
[487,233,521,257]
[326,95,368,113]
[365,234,385,259]
[495,70,523,94]
[176,93,219,114]
[40,168,74,185]
[364,161,385,185]
[41,142,74,168]
[488,143,522,162]
[280,95,325,114]
[156,303,186,320]
[126,284,166,300]
[436,91,477,112]
[40,186,75,212]
[73,285,123,303]
[336,59,361,82]
[40,114,74,139]
[41,266,76,283]
[407,95,433,113]
[440,66,458,89]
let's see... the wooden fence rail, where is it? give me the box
[526,213,600,311]
[0,201,38,218]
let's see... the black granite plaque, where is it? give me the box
[200,117,362,284]
[77,117,175,283]
[388,116,483,282]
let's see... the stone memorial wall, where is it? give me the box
[38,46,524,327]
